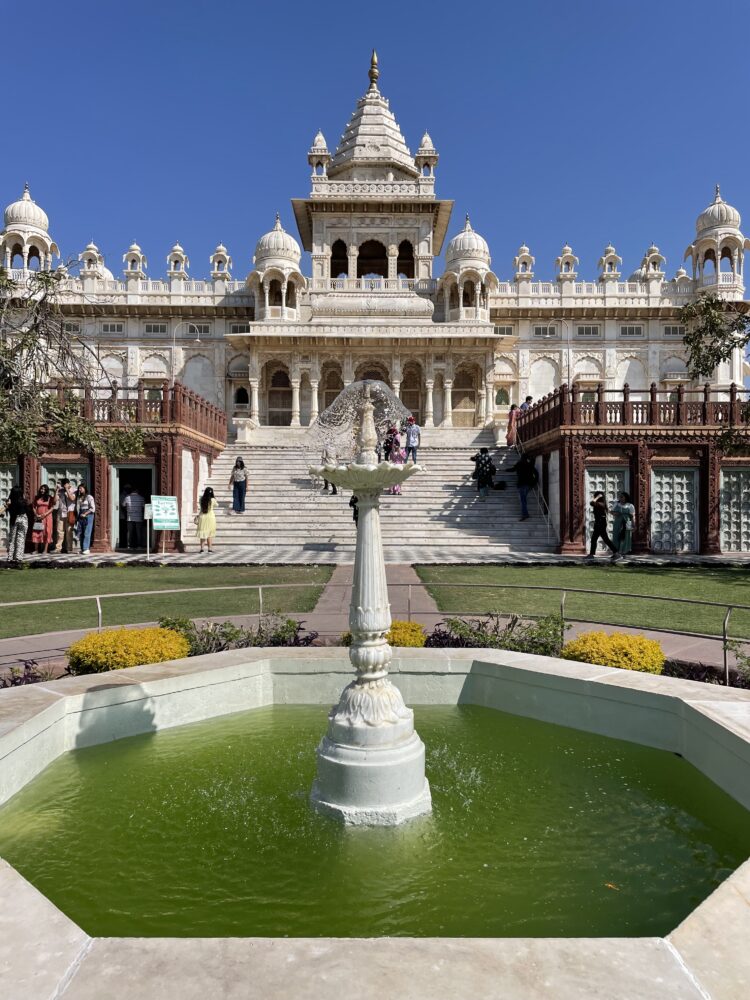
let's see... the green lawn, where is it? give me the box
[415,564,750,639]
[0,565,332,640]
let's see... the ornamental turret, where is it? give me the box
[167,241,189,280]
[1,183,58,271]
[210,243,232,281]
[415,131,438,177]
[513,243,535,281]
[308,130,331,176]
[684,185,747,296]
[598,243,622,280]
[123,241,147,278]
[555,244,579,282]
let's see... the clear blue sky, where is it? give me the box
[3,0,748,282]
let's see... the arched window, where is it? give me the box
[462,281,476,307]
[520,261,528,273]
[720,246,734,273]
[287,282,297,308]
[268,279,282,306]
[449,285,459,310]
[703,249,717,275]
[131,258,138,270]
[217,260,224,271]
[357,240,387,279]
[563,261,571,273]
[234,386,249,405]
[331,239,347,279]
[495,387,510,406]
[10,245,23,269]
[27,247,41,271]
[397,240,415,280]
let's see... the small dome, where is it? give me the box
[674,266,689,280]
[518,243,530,256]
[311,130,328,149]
[127,241,142,253]
[697,185,741,233]
[4,183,49,231]
[254,214,301,267]
[646,242,660,256]
[561,243,573,256]
[83,240,99,254]
[214,242,228,255]
[602,243,616,256]
[418,131,435,150]
[170,241,184,254]
[446,215,490,268]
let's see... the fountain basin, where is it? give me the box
[2,648,750,998]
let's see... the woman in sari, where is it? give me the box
[506,403,519,447]
[31,484,57,554]
[610,491,635,561]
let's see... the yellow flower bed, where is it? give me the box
[68,627,190,675]
[562,631,665,674]
[340,620,427,648]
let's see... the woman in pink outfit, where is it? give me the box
[506,403,519,447]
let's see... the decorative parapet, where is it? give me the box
[310,177,435,199]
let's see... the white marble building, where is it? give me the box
[1,53,747,437]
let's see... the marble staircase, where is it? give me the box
[199,428,556,557]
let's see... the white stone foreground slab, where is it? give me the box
[1,647,750,999]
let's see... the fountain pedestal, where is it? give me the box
[309,385,432,826]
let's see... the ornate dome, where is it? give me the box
[253,215,301,268]
[311,130,328,149]
[696,185,741,233]
[446,215,491,269]
[4,183,49,231]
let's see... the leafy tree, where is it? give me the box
[680,293,750,379]
[0,265,147,464]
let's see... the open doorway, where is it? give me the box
[111,464,155,551]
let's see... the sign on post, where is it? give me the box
[150,495,180,555]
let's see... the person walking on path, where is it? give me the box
[585,491,617,561]
[75,484,96,555]
[123,486,146,548]
[404,415,421,463]
[610,491,635,562]
[196,487,217,553]
[471,448,496,501]
[31,485,57,554]
[2,487,31,564]
[321,444,338,496]
[506,403,519,447]
[228,457,248,513]
[511,453,538,521]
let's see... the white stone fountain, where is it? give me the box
[308,382,432,825]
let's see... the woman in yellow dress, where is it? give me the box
[195,487,217,553]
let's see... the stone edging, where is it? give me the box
[1,648,749,999]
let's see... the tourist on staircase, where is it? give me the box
[511,453,538,521]
[196,487,217,554]
[404,415,421,463]
[506,403,519,447]
[321,444,338,496]
[387,427,404,495]
[585,491,617,562]
[228,457,248,514]
[383,425,398,463]
[471,448,496,501]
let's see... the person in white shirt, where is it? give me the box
[404,416,421,463]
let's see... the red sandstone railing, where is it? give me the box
[50,380,227,446]
[517,382,750,441]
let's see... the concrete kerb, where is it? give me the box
[1,649,750,998]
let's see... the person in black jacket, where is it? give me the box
[511,454,538,520]
[585,491,617,560]
[471,448,496,501]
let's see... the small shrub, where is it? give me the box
[158,615,317,655]
[68,627,190,675]
[562,631,665,674]
[425,613,567,657]
[339,621,427,647]
[0,660,55,687]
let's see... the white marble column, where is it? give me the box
[249,378,260,424]
[442,379,453,427]
[290,379,301,427]
[424,380,434,428]
[478,388,486,426]
[392,379,401,400]
[310,380,319,423]
[485,378,495,425]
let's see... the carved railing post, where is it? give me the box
[676,383,685,425]
[110,381,119,424]
[83,384,93,420]
[649,382,659,424]
[136,379,146,423]
[622,383,632,425]
[595,382,605,425]
[703,382,711,424]
[730,382,739,426]
[570,382,580,425]
[161,380,170,422]
[560,384,571,426]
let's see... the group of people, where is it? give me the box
[1,480,96,563]
[470,447,538,519]
[505,395,534,448]
[587,491,636,562]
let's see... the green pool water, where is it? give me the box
[1,704,749,938]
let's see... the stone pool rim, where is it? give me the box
[1,647,749,1000]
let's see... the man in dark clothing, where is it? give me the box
[586,491,617,560]
[470,447,496,501]
[349,495,359,526]
[511,454,538,520]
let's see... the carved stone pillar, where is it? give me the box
[249,378,260,424]
[442,379,453,427]
[347,247,358,280]
[632,442,651,554]
[290,379,301,427]
[702,441,722,554]
[424,379,434,428]
[478,388,486,426]
[560,439,586,554]
[485,377,495,425]
[387,245,398,281]
[309,380,320,423]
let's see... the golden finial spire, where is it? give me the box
[368,49,379,90]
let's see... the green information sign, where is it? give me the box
[150,495,181,531]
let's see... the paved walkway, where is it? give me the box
[11,548,750,567]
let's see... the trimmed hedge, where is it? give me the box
[562,630,665,674]
[68,627,190,675]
